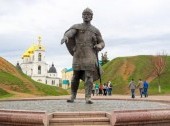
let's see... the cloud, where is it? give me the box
[1,0,170,77]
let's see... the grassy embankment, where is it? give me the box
[0,57,68,99]
[101,55,170,95]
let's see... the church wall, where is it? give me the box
[48,73,57,78]
[46,78,60,87]
[23,57,29,63]
[32,62,48,77]
[32,76,46,84]
[34,50,45,62]
[20,63,33,76]
[29,54,34,62]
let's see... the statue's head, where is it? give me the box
[82,8,93,22]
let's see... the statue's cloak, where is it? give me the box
[64,24,103,82]
[65,24,100,56]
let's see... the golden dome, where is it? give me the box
[21,36,45,58]
[27,45,35,54]
[22,50,30,58]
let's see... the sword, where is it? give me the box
[96,50,102,84]
[93,35,102,84]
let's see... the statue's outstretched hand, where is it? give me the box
[94,44,102,51]
[61,36,68,45]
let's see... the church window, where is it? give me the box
[52,80,55,85]
[38,53,41,61]
[38,65,41,74]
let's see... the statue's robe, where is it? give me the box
[65,23,105,81]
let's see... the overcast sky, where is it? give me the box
[0,0,170,77]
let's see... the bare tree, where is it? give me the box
[150,52,167,93]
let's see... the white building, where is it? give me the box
[20,36,60,86]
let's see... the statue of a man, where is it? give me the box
[61,8,105,104]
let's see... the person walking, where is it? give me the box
[128,79,136,98]
[109,85,112,96]
[95,83,99,96]
[108,81,112,95]
[91,83,95,96]
[143,80,149,97]
[99,84,103,95]
[103,83,107,96]
[137,79,143,98]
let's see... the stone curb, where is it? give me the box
[0,109,47,126]
[112,109,170,125]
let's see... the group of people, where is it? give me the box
[128,79,149,98]
[92,81,113,96]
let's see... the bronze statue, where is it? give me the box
[61,8,105,104]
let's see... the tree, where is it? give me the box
[101,52,109,66]
[150,52,167,93]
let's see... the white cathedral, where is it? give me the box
[20,36,60,86]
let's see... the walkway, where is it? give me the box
[1,94,170,103]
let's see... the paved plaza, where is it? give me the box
[0,94,170,113]
[1,94,170,125]
[1,93,170,102]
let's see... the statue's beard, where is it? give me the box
[83,18,92,22]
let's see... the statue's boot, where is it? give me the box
[67,92,76,103]
[85,97,93,104]
[67,72,80,103]
[84,72,93,104]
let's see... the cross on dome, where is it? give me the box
[38,36,42,45]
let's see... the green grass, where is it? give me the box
[148,56,170,94]
[33,81,68,96]
[149,71,170,94]
[0,69,68,97]
[2,55,170,97]
[128,55,153,80]
[21,72,68,96]
[0,88,13,98]
[79,82,85,90]
[98,55,170,95]
[0,71,30,93]
[101,57,124,83]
